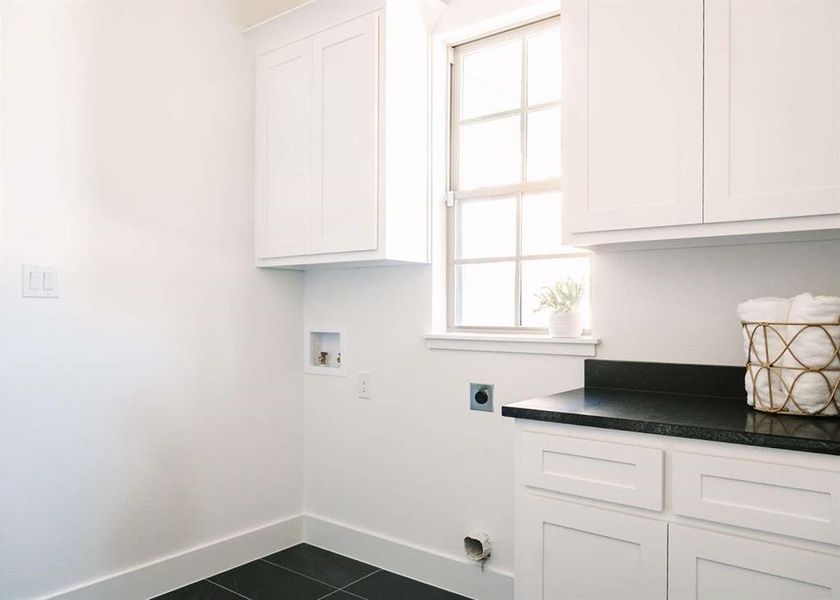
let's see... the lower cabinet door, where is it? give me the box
[668,524,840,600]
[515,494,667,600]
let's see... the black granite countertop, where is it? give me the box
[501,360,840,455]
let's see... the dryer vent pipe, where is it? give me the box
[464,532,491,562]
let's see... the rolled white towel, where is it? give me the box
[782,293,840,415]
[737,297,791,408]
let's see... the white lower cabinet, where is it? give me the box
[668,525,840,600]
[514,425,840,600]
[515,494,667,600]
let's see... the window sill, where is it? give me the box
[424,332,599,356]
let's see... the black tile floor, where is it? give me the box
[154,543,471,600]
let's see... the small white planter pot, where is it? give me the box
[548,310,583,338]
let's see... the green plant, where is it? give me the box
[534,277,585,313]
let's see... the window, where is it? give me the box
[448,17,589,332]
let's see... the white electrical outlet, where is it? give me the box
[358,371,372,399]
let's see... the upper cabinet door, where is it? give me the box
[563,0,703,234]
[255,39,312,259]
[705,0,840,223]
[311,12,380,254]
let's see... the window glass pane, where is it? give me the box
[526,107,562,181]
[521,192,580,256]
[450,18,582,332]
[461,40,522,120]
[527,27,562,106]
[458,197,516,259]
[457,262,516,327]
[460,115,521,189]
[521,257,590,328]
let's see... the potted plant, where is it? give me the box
[534,277,585,337]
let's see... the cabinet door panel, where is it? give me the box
[705,0,840,223]
[515,494,667,600]
[563,0,703,234]
[311,12,380,254]
[255,40,312,258]
[668,524,840,600]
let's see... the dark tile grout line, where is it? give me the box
[204,578,252,600]
[260,559,342,590]
[286,545,474,600]
[174,546,403,600]
[321,589,367,600]
[257,554,381,600]
[325,568,382,599]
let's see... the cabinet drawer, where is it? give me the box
[520,432,664,510]
[672,452,840,545]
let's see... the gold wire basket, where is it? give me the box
[742,321,840,416]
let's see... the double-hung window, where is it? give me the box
[448,17,589,332]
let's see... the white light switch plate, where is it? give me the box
[22,263,58,298]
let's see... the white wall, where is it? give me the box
[302,266,583,578]
[299,0,840,584]
[302,239,840,578]
[0,3,303,598]
[592,240,840,364]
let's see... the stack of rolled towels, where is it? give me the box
[737,293,840,416]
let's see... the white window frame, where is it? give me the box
[446,15,589,334]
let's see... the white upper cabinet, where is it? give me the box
[255,40,312,258]
[251,2,430,268]
[563,0,840,246]
[704,0,840,223]
[563,0,703,233]
[311,14,379,255]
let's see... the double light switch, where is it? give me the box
[22,264,59,298]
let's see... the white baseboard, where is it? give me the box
[303,515,514,600]
[49,514,304,600]
[45,514,514,600]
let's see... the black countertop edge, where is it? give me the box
[501,402,840,456]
